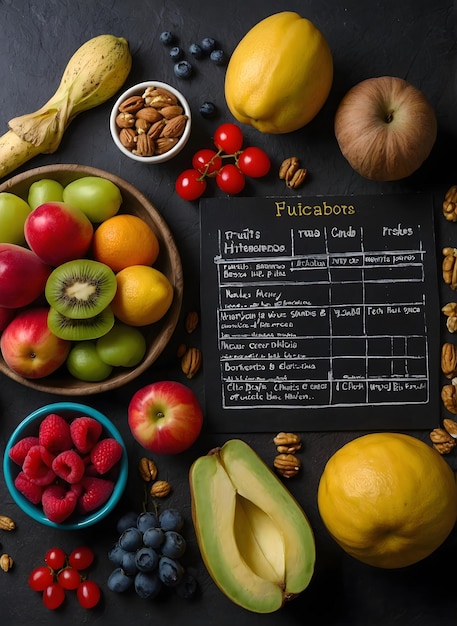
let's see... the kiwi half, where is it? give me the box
[45,259,117,319]
[48,306,115,341]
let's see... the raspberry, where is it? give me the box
[22,445,56,486]
[90,438,123,474]
[52,450,85,484]
[9,436,39,466]
[39,413,72,453]
[40,446,56,468]
[77,476,114,513]
[14,471,44,504]
[70,416,103,454]
[42,484,78,524]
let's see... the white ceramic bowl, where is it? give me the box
[110,81,191,163]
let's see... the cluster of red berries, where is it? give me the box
[9,412,122,523]
[175,123,271,200]
[28,546,100,610]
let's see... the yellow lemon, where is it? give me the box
[110,265,173,327]
[224,11,333,134]
[317,433,457,568]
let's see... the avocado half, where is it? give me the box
[189,439,315,613]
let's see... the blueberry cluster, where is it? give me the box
[107,509,197,600]
[159,31,226,117]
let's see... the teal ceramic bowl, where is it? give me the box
[3,402,128,530]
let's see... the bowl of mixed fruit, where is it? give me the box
[0,164,183,394]
[3,402,128,529]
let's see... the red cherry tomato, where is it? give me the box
[57,566,81,590]
[175,169,207,201]
[213,123,244,154]
[192,149,222,177]
[44,547,66,571]
[216,164,246,195]
[237,146,271,178]
[28,566,54,591]
[68,546,94,571]
[77,579,101,609]
[43,583,66,610]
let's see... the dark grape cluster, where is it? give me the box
[107,509,198,600]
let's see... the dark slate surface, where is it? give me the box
[0,1,456,624]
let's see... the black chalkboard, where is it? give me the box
[199,194,440,432]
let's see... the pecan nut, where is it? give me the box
[441,382,457,414]
[118,95,145,114]
[138,457,158,482]
[286,167,307,189]
[150,480,172,498]
[142,86,178,108]
[181,347,202,379]
[443,418,457,438]
[442,342,457,378]
[133,133,155,157]
[443,185,457,222]
[442,248,457,289]
[273,432,302,453]
[119,127,136,150]
[185,311,199,334]
[161,114,188,138]
[0,554,13,572]
[279,157,299,182]
[430,428,456,454]
[115,111,135,128]
[0,515,15,531]
[273,453,301,478]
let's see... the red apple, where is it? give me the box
[128,381,203,454]
[24,201,93,266]
[0,307,71,378]
[0,243,51,308]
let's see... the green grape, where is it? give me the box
[0,192,32,245]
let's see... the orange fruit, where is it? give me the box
[110,265,173,326]
[92,214,160,272]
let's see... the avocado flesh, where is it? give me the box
[190,439,315,613]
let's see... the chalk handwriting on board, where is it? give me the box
[200,195,439,433]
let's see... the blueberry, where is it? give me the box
[199,101,217,118]
[121,550,138,575]
[134,571,162,599]
[173,60,193,79]
[169,46,183,61]
[143,527,165,549]
[158,556,185,587]
[116,511,138,534]
[159,508,184,531]
[189,43,204,59]
[200,37,217,53]
[137,511,158,533]
[119,527,143,552]
[175,571,198,600]
[107,568,134,593]
[210,49,226,66]
[107,542,127,566]
[135,547,159,572]
[161,531,186,559]
[160,31,175,46]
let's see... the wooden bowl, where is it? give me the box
[0,164,183,395]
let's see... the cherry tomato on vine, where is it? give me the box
[77,579,101,609]
[43,583,66,610]
[57,566,81,590]
[175,169,207,201]
[192,149,222,177]
[28,566,54,591]
[44,547,66,571]
[237,146,271,178]
[216,164,246,195]
[213,123,244,154]
[68,546,95,571]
